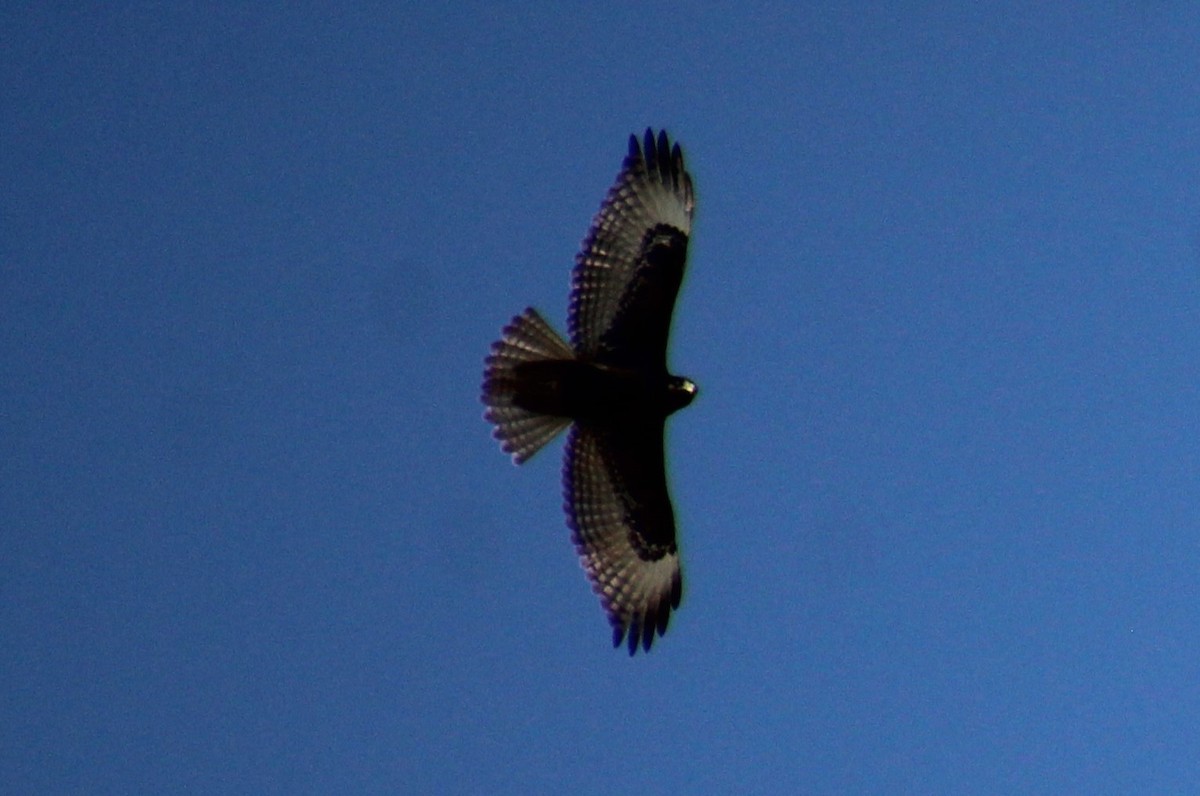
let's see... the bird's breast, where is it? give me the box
[512,360,680,423]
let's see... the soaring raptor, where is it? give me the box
[481,129,696,654]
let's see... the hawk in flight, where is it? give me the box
[481,129,696,654]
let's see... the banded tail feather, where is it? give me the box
[481,308,574,464]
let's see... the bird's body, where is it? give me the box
[481,129,696,654]
[502,357,695,423]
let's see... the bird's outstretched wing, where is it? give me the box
[569,129,694,370]
[563,422,682,654]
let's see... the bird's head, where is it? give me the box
[664,376,697,414]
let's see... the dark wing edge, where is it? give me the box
[563,423,683,655]
[568,128,695,359]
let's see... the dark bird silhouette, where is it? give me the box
[481,129,697,654]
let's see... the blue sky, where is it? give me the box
[3,4,1199,793]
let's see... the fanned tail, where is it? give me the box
[481,308,575,464]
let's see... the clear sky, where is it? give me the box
[3,4,1199,794]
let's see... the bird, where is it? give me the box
[481,128,697,655]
